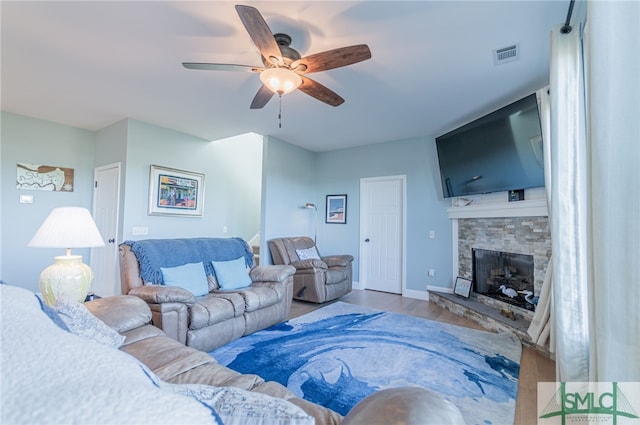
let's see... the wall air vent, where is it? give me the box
[493,43,520,66]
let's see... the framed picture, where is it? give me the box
[148,165,205,217]
[453,277,472,298]
[326,194,347,224]
[16,163,75,192]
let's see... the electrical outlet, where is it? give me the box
[428,269,436,277]
[429,230,436,239]
[223,226,228,233]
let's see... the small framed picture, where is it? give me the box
[326,194,347,224]
[453,277,472,298]
[148,165,205,217]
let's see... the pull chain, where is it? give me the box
[278,93,283,128]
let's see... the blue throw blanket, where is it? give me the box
[123,238,253,284]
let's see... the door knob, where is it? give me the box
[364,238,370,242]
[108,238,115,243]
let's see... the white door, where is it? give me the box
[359,176,405,294]
[90,163,121,297]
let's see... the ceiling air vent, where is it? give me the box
[493,43,520,66]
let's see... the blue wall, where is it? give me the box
[1,112,96,291]
[261,136,317,260]
[315,136,452,291]
[119,120,262,242]
[2,112,453,296]
[1,114,263,292]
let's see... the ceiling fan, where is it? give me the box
[182,5,372,109]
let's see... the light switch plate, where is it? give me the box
[19,194,33,204]
[132,226,148,235]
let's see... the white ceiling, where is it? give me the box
[1,1,568,152]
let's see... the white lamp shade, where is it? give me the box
[29,207,105,249]
[29,207,105,305]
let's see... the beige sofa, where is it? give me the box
[2,283,466,425]
[86,294,343,425]
[269,236,353,303]
[86,294,466,425]
[120,238,295,352]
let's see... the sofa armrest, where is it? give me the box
[85,295,152,334]
[148,302,189,344]
[322,255,354,267]
[249,265,296,283]
[290,259,328,271]
[129,285,196,306]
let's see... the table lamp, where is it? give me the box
[28,207,105,306]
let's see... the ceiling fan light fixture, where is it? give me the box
[260,67,302,95]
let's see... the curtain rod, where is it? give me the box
[560,0,575,34]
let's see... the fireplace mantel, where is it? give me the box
[447,198,548,219]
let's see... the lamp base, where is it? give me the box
[39,255,94,306]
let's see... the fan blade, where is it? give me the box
[235,5,282,65]
[182,62,263,73]
[292,44,371,74]
[298,76,344,107]
[250,85,275,109]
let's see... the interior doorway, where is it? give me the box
[359,175,406,294]
[90,162,121,296]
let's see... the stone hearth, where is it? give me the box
[429,291,530,338]
[429,291,551,357]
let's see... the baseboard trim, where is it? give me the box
[426,285,454,294]
[402,288,429,301]
[354,285,446,301]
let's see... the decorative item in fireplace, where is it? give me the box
[473,248,536,311]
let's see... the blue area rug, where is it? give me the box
[210,302,521,425]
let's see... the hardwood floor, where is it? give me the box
[290,289,556,424]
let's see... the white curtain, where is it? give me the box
[548,1,640,382]
[549,22,591,382]
[527,88,553,352]
[585,1,640,382]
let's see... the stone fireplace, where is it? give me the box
[428,194,551,352]
[430,194,551,340]
[457,216,551,319]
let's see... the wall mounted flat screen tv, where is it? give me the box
[435,93,544,198]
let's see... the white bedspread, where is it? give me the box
[0,284,220,425]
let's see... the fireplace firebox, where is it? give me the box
[472,248,536,311]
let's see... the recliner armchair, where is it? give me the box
[268,236,353,303]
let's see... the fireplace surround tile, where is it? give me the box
[458,216,551,296]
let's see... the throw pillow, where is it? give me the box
[35,294,70,331]
[211,257,252,290]
[171,385,314,425]
[160,262,209,297]
[296,247,320,260]
[54,300,126,348]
